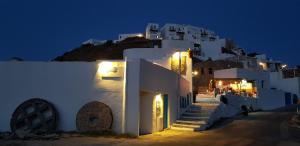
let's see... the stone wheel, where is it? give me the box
[10,98,58,138]
[76,101,113,133]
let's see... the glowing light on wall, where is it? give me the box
[241,79,247,87]
[98,61,116,74]
[259,62,264,66]
[259,62,267,70]
[172,52,181,60]
[218,81,223,86]
[155,94,163,118]
[229,81,253,91]
[171,51,188,75]
[136,34,143,37]
[96,61,124,79]
[192,71,198,76]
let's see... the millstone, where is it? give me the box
[76,101,113,133]
[10,98,58,138]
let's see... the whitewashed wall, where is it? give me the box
[124,46,193,92]
[125,59,191,136]
[0,61,125,133]
[270,72,300,97]
[257,89,286,110]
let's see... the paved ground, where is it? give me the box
[1,106,300,146]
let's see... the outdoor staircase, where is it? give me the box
[171,98,220,131]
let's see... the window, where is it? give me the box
[169,26,176,31]
[208,68,213,75]
[261,80,264,88]
[201,68,204,75]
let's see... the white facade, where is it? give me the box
[145,23,161,40]
[125,59,191,135]
[270,71,300,97]
[0,49,192,136]
[0,61,125,133]
[154,23,242,61]
[160,23,219,43]
[123,40,193,91]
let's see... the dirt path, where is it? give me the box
[1,108,300,146]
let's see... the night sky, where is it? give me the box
[0,0,299,66]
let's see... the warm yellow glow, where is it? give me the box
[229,81,253,92]
[95,61,124,82]
[172,51,188,60]
[98,61,115,74]
[172,52,180,60]
[259,62,264,66]
[155,94,162,103]
[154,94,163,118]
[259,62,267,70]
[192,71,198,76]
[281,64,287,68]
[171,51,188,75]
[136,34,143,37]
[241,79,247,86]
[218,81,223,86]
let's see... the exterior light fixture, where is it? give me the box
[155,94,163,103]
[136,34,143,37]
[259,62,264,66]
[172,52,181,60]
[192,71,198,76]
[98,61,117,74]
[155,94,163,118]
[218,81,223,86]
[241,79,247,84]
[281,64,287,69]
[241,79,247,88]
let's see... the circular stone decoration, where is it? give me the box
[10,98,58,138]
[76,101,113,133]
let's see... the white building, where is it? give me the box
[146,23,245,61]
[0,44,193,136]
[214,67,299,110]
[145,23,161,40]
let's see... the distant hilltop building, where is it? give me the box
[107,23,245,61]
[78,23,286,74]
[82,22,243,61]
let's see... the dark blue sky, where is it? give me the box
[0,0,299,66]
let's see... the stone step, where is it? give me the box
[170,126,195,131]
[172,99,221,132]
[196,97,218,101]
[187,108,215,113]
[182,112,212,117]
[181,116,209,120]
[176,119,207,125]
[194,103,220,106]
[172,123,202,129]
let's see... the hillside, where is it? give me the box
[53,37,161,61]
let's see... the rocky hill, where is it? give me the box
[53,37,161,61]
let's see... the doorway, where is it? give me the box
[163,94,169,129]
[154,94,163,132]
